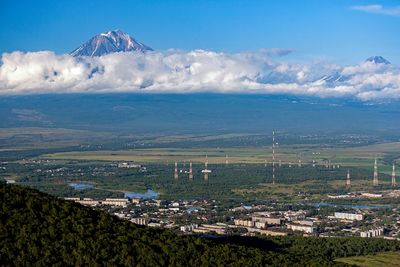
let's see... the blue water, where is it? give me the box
[124,189,159,199]
[69,183,94,190]
[309,202,390,209]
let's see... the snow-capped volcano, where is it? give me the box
[365,56,390,65]
[70,30,153,57]
[316,56,392,86]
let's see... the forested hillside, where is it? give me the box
[1,184,400,266]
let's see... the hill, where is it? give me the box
[1,184,400,266]
[0,184,309,266]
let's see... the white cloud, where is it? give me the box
[352,4,400,16]
[0,50,399,101]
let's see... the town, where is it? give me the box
[63,185,400,240]
[2,140,399,241]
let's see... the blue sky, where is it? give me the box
[0,0,399,64]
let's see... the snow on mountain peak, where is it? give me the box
[365,56,390,65]
[70,30,153,57]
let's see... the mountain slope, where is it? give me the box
[0,184,282,266]
[70,30,153,57]
[2,184,400,266]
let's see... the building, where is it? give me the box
[101,198,129,206]
[131,217,149,226]
[234,219,254,227]
[77,198,99,206]
[254,221,267,229]
[293,220,314,226]
[334,212,363,221]
[287,224,315,234]
[246,227,287,236]
[148,222,162,228]
[168,207,180,212]
[251,216,282,225]
[283,210,306,221]
[193,224,227,235]
[180,224,198,232]
[130,198,141,204]
[64,197,80,201]
[360,228,383,238]
[65,197,132,207]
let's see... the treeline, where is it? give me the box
[1,184,400,266]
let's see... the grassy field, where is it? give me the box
[336,251,400,267]
[2,127,399,173]
[40,142,400,173]
[42,147,271,163]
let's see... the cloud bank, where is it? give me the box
[352,4,400,16]
[0,50,399,101]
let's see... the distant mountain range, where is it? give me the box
[70,30,153,57]
[70,32,392,80]
[69,30,393,93]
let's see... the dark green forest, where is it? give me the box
[1,183,400,266]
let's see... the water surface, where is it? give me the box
[69,183,94,190]
[124,189,159,199]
